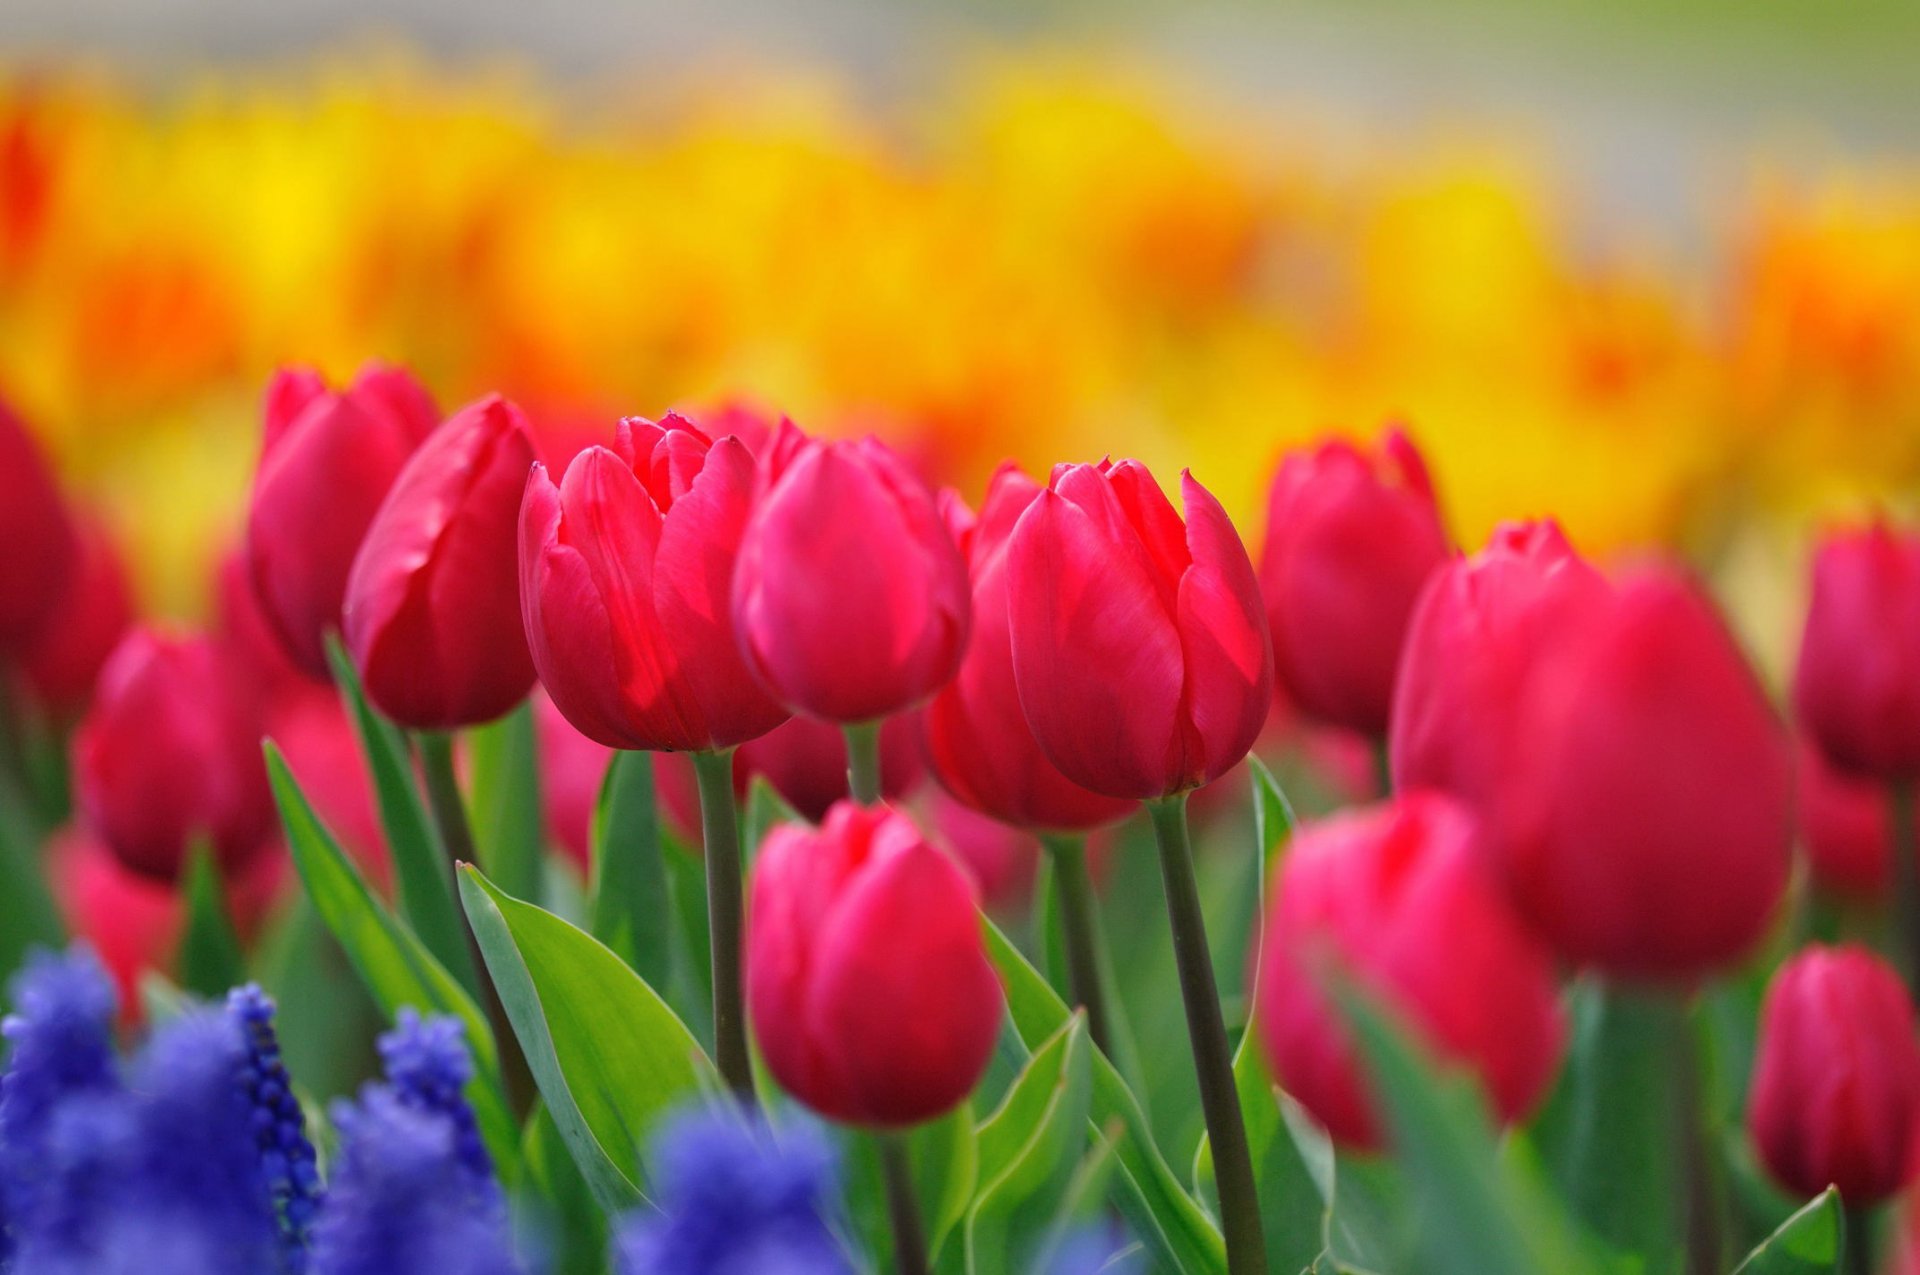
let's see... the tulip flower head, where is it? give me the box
[1748,945,1920,1204]
[733,429,971,723]
[246,362,440,678]
[520,412,789,752]
[18,514,135,716]
[1260,427,1450,736]
[1798,740,1893,902]
[921,467,1137,831]
[1252,793,1566,1150]
[0,395,77,655]
[747,802,1003,1128]
[1004,459,1271,801]
[1795,521,1920,781]
[343,394,539,730]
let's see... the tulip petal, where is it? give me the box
[1176,473,1273,788]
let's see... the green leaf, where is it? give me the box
[138,971,196,1025]
[588,750,669,987]
[518,1104,609,1275]
[1528,978,1692,1273]
[1248,756,1297,881]
[266,743,517,1171]
[742,774,803,857]
[1342,991,1600,1275]
[911,1101,979,1264]
[459,864,713,1214]
[0,766,63,979]
[177,843,247,996]
[1734,1188,1842,1274]
[661,841,715,1043]
[323,636,479,997]
[983,916,1225,1275]
[965,1015,1094,1275]
[467,700,546,906]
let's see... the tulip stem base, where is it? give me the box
[692,748,754,1099]
[878,1134,930,1275]
[417,730,536,1118]
[1041,833,1114,1057]
[1843,1203,1873,1275]
[1146,793,1268,1275]
[1893,782,1919,997]
[845,722,883,805]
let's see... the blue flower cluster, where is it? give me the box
[229,984,324,1268]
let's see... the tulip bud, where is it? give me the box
[520,413,789,752]
[747,802,1003,1126]
[0,396,77,654]
[1799,741,1892,902]
[1005,460,1270,800]
[1795,522,1920,781]
[73,628,278,881]
[1260,429,1450,736]
[1389,519,1610,804]
[921,468,1136,832]
[343,395,539,729]
[1252,793,1564,1150]
[733,432,970,722]
[17,516,134,716]
[1498,566,1793,981]
[1748,945,1920,1204]
[245,363,440,678]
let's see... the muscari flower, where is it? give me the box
[228,984,323,1267]
[614,1105,847,1275]
[377,1008,495,1193]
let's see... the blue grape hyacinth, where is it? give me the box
[615,1105,848,1275]
[378,1007,495,1192]
[227,984,323,1268]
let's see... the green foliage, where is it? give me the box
[587,749,669,989]
[177,842,247,996]
[1734,1189,1843,1275]
[468,699,547,905]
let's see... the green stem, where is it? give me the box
[1843,1203,1874,1275]
[878,1134,930,1275]
[1146,794,1267,1275]
[844,721,882,805]
[1041,832,1114,1057]
[1893,782,1918,996]
[1371,736,1392,799]
[692,749,753,1098]
[416,730,536,1117]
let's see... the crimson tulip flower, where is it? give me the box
[1799,741,1892,903]
[245,362,439,678]
[0,396,76,655]
[17,515,134,717]
[1796,521,1920,781]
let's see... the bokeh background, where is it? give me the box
[5,0,1919,677]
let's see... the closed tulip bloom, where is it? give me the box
[18,516,134,716]
[246,363,440,678]
[73,628,278,882]
[520,413,789,752]
[1005,460,1271,800]
[1390,520,1610,804]
[1260,429,1450,736]
[343,395,539,729]
[1799,741,1892,902]
[1499,566,1793,981]
[1748,945,1920,1204]
[1795,522,1920,780]
[921,468,1136,832]
[0,396,77,654]
[1252,793,1566,1150]
[747,802,1003,1127]
[733,433,970,722]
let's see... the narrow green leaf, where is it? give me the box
[519,1104,609,1275]
[1734,1188,1842,1274]
[323,636,479,996]
[266,743,517,1171]
[1343,991,1599,1275]
[178,843,247,996]
[588,750,669,987]
[742,774,802,856]
[0,766,63,980]
[661,843,715,1042]
[911,1100,978,1264]
[983,916,1226,1275]
[138,971,195,1025]
[468,700,546,906]
[460,864,713,1215]
[966,1015,1094,1275]
[1248,757,1297,881]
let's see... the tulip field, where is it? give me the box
[2,33,1920,1275]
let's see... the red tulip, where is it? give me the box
[1004,460,1270,800]
[73,628,278,882]
[343,394,539,729]
[17,515,134,716]
[1799,740,1892,902]
[1748,945,1920,1204]
[534,689,614,875]
[1390,519,1610,805]
[0,396,77,654]
[1260,429,1450,736]
[733,431,970,722]
[1497,566,1793,981]
[245,362,440,678]
[520,413,789,752]
[213,549,309,706]
[921,468,1136,832]
[1795,522,1920,781]
[1251,793,1566,1150]
[747,802,1003,1127]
